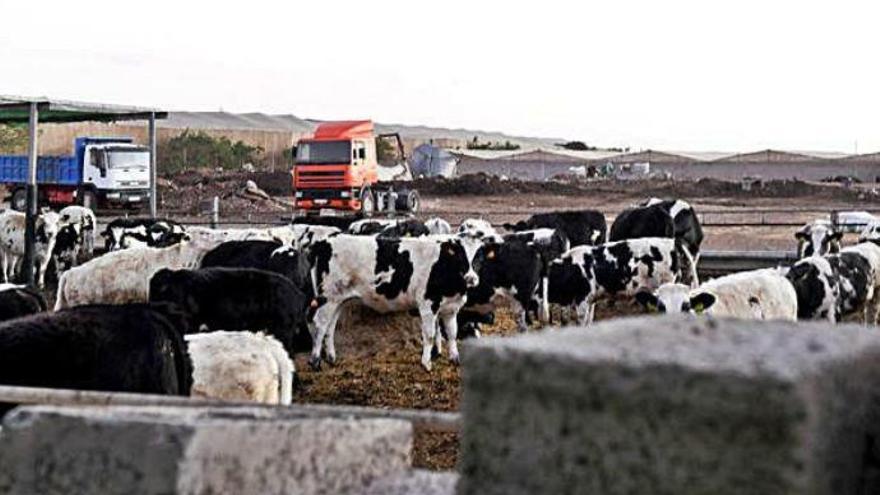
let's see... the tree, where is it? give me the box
[376,136,397,164]
[559,141,596,151]
[0,124,28,153]
[158,130,263,174]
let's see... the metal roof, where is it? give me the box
[0,95,167,123]
[450,147,621,161]
[161,111,314,133]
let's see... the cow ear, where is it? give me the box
[635,291,659,312]
[486,247,496,260]
[794,230,808,240]
[690,292,716,313]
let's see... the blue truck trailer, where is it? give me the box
[0,137,151,211]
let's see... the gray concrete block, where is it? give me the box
[0,405,412,495]
[458,315,880,495]
[359,470,458,495]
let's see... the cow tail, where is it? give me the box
[151,304,194,396]
[270,341,295,405]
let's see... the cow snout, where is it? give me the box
[465,270,479,288]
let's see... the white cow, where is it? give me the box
[0,209,61,288]
[637,268,798,321]
[796,219,842,259]
[186,331,294,405]
[54,239,219,310]
[425,217,452,235]
[457,218,498,240]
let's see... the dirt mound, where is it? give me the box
[158,169,293,214]
[405,173,587,196]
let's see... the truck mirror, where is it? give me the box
[291,146,297,159]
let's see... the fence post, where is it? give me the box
[211,196,219,229]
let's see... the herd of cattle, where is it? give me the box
[0,198,877,407]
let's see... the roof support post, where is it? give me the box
[149,112,157,218]
[22,102,39,287]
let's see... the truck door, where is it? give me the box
[82,145,112,189]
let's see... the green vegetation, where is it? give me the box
[376,136,397,163]
[467,136,521,151]
[0,124,29,153]
[159,130,263,173]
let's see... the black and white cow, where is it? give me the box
[307,234,485,371]
[635,269,798,321]
[53,205,97,271]
[102,217,188,251]
[503,209,606,246]
[610,199,702,286]
[458,218,498,240]
[547,237,682,324]
[0,303,192,395]
[795,219,842,259]
[149,267,310,355]
[0,283,47,322]
[785,256,841,322]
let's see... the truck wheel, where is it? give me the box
[396,190,420,213]
[80,190,97,210]
[11,189,27,212]
[360,188,375,217]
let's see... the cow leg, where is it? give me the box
[575,300,595,325]
[440,311,461,365]
[309,303,339,370]
[323,307,344,366]
[432,320,444,360]
[418,306,439,371]
[0,251,7,283]
[537,276,550,325]
[511,299,528,333]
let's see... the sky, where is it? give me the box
[1,0,878,152]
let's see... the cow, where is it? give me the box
[186,331,295,405]
[425,217,453,235]
[307,234,485,371]
[378,219,430,238]
[458,218,498,240]
[288,224,340,249]
[610,199,702,286]
[457,236,543,333]
[348,218,398,235]
[503,209,606,246]
[57,205,97,259]
[0,283,47,322]
[54,239,219,310]
[503,228,571,323]
[0,303,192,395]
[102,217,188,251]
[785,256,840,322]
[292,215,359,231]
[0,209,61,288]
[796,219,842,259]
[635,268,798,321]
[547,237,683,325]
[149,267,309,355]
[860,220,880,245]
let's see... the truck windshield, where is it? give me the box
[107,149,150,169]
[296,141,351,165]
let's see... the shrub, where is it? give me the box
[159,130,263,174]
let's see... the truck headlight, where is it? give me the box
[340,191,351,198]
[295,191,303,198]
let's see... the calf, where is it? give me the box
[636,268,797,321]
[55,240,218,310]
[547,237,682,324]
[56,205,97,263]
[785,256,840,322]
[308,234,484,371]
[186,331,294,405]
[0,209,61,288]
[102,217,187,251]
[150,267,309,355]
[0,303,192,395]
[830,242,880,324]
[0,283,47,322]
[796,219,842,259]
[503,209,606,246]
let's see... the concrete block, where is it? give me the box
[0,405,412,495]
[458,315,880,495]
[359,470,458,495]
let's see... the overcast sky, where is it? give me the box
[1,0,877,152]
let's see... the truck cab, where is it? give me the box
[76,137,151,208]
[292,121,417,216]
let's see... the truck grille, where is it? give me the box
[297,170,346,187]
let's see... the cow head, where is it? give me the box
[635,283,716,314]
[438,238,480,289]
[425,217,452,235]
[795,220,842,258]
[457,218,498,241]
[35,211,61,245]
[149,268,198,313]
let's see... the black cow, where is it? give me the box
[503,209,607,246]
[0,285,47,322]
[200,240,311,291]
[102,217,188,251]
[149,267,310,354]
[0,303,192,396]
[378,219,430,238]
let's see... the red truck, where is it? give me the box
[291,120,419,216]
